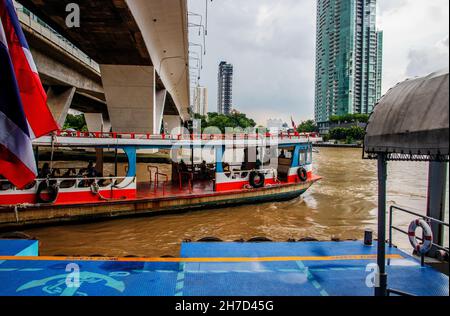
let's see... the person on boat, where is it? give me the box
[199,160,209,180]
[86,161,98,178]
[179,160,189,173]
[76,161,97,188]
[223,162,231,172]
[39,163,51,179]
[256,159,263,170]
[51,169,61,178]
[62,168,76,178]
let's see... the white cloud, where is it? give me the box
[189,0,449,125]
[378,0,449,89]
[406,36,449,77]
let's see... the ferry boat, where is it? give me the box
[0,131,322,228]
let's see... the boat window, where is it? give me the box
[307,147,313,164]
[299,149,307,166]
[278,148,293,159]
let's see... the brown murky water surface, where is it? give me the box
[25,148,449,257]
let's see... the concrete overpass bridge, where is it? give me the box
[15,0,191,134]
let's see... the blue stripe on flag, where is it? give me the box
[3,0,30,49]
[0,40,30,137]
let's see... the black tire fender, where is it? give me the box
[297,167,308,182]
[36,181,59,204]
[249,171,265,189]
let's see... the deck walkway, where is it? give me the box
[137,181,215,199]
[0,240,447,296]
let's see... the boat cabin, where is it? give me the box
[0,132,321,206]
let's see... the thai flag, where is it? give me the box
[0,0,58,189]
[291,116,297,131]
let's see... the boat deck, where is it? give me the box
[136,181,215,199]
[0,240,447,296]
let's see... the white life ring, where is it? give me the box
[408,219,433,255]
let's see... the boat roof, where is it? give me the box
[364,69,449,162]
[33,132,322,149]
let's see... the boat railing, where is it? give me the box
[147,166,159,183]
[389,205,449,266]
[146,166,169,194]
[54,130,321,141]
[222,168,277,180]
[155,172,169,195]
[0,176,134,192]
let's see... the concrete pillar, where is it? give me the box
[154,89,167,134]
[47,86,76,127]
[163,115,183,135]
[84,113,104,132]
[102,114,112,133]
[100,65,155,133]
[427,161,448,256]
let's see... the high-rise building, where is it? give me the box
[314,0,383,132]
[193,86,208,116]
[217,61,233,115]
[375,31,383,102]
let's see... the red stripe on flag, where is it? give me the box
[0,5,59,137]
[0,144,36,190]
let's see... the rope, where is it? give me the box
[49,132,56,174]
[90,183,112,201]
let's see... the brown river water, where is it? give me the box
[24,148,449,257]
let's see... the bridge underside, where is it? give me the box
[17,0,189,134]
[17,0,151,65]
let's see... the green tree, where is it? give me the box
[329,127,348,140]
[297,120,318,133]
[193,112,257,133]
[63,114,87,131]
[329,114,369,124]
[347,126,365,140]
[329,126,366,142]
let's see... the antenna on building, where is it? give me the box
[188,11,203,34]
[205,0,213,36]
[188,23,206,54]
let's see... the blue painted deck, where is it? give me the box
[0,241,447,296]
[0,239,39,257]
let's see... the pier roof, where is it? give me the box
[364,69,449,162]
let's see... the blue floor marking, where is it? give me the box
[0,241,448,296]
[296,261,329,297]
[175,262,185,297]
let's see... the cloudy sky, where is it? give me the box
[188,0,449,125]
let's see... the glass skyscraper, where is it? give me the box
[314,0,383,129]
[217,61,233,115]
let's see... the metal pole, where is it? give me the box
[375,153,388,297]
[427,161,448,257]
[389,206,393,248]
[34,146,39,170]
[205,0,208,36]
[114,148,118,177]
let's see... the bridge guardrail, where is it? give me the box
[14,2,100,73]
[54,130,322,141]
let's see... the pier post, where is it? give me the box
[375,153,388,297]
[427,161,448,257]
